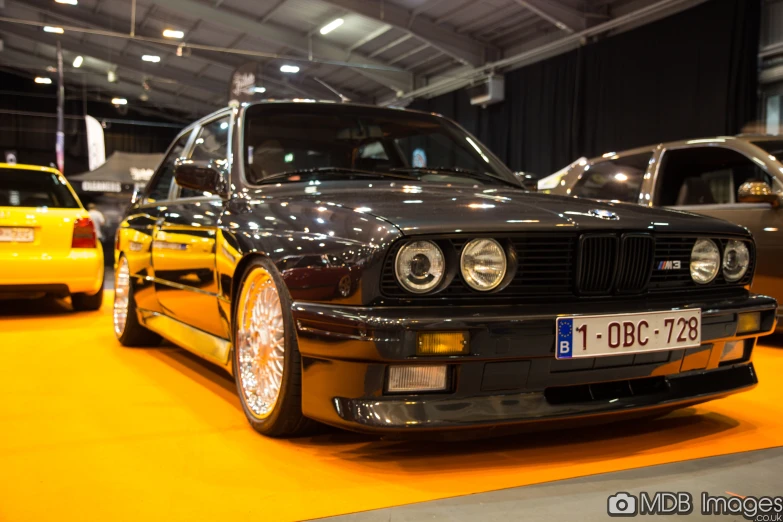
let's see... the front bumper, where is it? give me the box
[293,292,776,434]
[0,250,104,296]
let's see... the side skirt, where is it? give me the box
[139,309,234,375]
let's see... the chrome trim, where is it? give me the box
[142,274,220,298]
[139,309,232,368]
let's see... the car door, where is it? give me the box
[151,113,230,338]
[654,144,783,304]
[120,129,194,312]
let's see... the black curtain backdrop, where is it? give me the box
[0,72,184,175]
[411,0,762,176]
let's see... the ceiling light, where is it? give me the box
[43,26,64,34]
[111,97,128,105]
[162,29,184,39]
[55,0,78,4]
[280,64,299,73]
[141,55,161,63]
[107,70,117,83]
[46,66,57,73]
[252,86,266,93]
[72,55,83,68]
[34,77,52,84]
[319,18,344,35]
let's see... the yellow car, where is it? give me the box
[0,163,104,310]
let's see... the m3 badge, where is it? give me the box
[657,260,682,270]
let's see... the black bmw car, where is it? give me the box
[114,102,776,437]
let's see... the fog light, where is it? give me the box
[387,365,448,393]
[720,340,745,362]
[417,331,469,355]
[737,312,761,334]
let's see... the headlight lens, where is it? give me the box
[395,240,445,294]
[690,238,720,284]
[460,238,507,291]
[722,240,750,282]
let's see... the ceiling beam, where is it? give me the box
[0,25,226,108]
[511,0,587,33]
[318,0,489,67]
[10,0,354,101]
[148,0,413,92]
[0,46,213,116]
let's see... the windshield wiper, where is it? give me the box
[257,167,415,184]
[389,166,515,186]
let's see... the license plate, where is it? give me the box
[0,227,34,243]
[556,309,701,359]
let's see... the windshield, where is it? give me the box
[242,104,516,186]
[0,169,80,208]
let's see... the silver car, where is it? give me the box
[546,135,783,326]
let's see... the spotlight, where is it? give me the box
[43,26,65,34]
[55,0,78,4]
[72,55,83,68]
[34,77,53,84]
[111,97,128,105]
[280,64,300,73]
[141,55,161,63]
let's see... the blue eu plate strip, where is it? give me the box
[557,318,573,359]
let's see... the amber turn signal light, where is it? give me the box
[416,331,469,355]
[737,312,761,335]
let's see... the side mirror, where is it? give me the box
[738,181,780,208]
[174,160,227,198]
[514,172,538,192]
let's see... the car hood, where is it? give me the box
[249,180,749,236]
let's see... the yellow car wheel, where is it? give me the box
[71,280,104,312]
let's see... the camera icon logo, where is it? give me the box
[608,492,638,517]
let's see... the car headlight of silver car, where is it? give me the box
[395,240,446,294]
[460,238,507,291]
[690,238,720,284]
[722,240,750,282]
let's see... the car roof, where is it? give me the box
[0,163,62,175]
[588,134,783,164]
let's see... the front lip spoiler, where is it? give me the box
[331,363,757,432]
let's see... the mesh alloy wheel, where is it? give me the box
[235,266,286,419]
[114,256,130,337]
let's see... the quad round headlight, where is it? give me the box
[460,238,507,291]
[722,240,750,282]
[395,240,445,294]
[690,238,720,284]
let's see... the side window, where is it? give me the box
[179,115,230,198]
[145,132,191,203]
[657,147,772,206]
[572,152,651,203]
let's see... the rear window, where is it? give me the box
[572,152,652,203]
[0,169,80,208]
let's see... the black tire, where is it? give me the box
[115,255,161,347]
[72,280,104,311]
[233,257,314,437]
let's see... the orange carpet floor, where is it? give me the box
[1,293,782,521]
